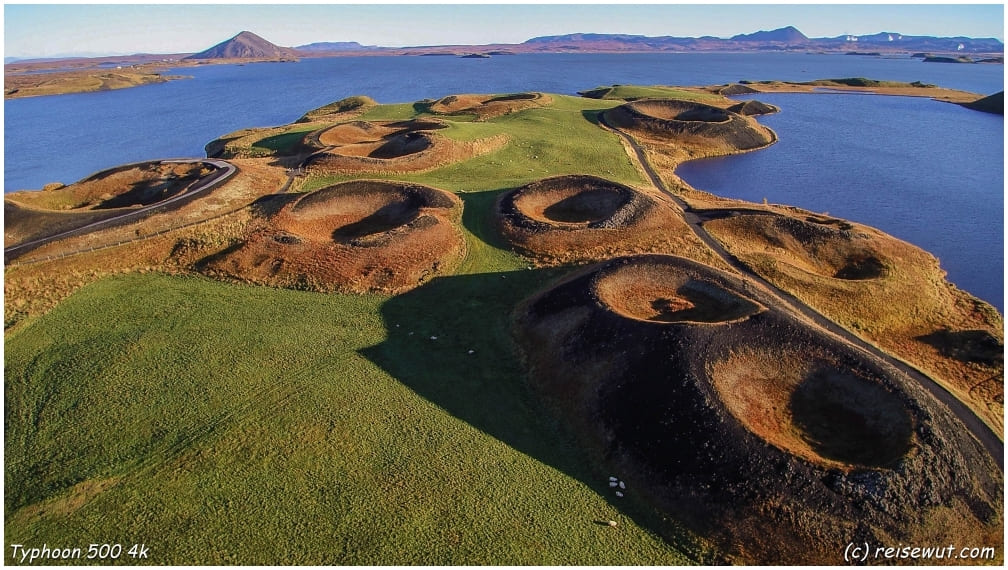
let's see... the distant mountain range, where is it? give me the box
[105,26,1008,64]
[513,26,1002,54]
[295,41,369,52]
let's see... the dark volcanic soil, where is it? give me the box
[515,254,1002,564]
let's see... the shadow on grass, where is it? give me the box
[581,109,604,126]
[915,328,1004,366]
[359,266,715,563]
[249,193,299,218]
[93,176,194,210]
[456,188,514,252]
[253,130,312,154]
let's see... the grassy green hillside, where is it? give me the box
[303,94,645,192]
[5,94,708,564]
[578,84,722,102]
[5,273,705,564]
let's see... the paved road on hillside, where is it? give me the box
[598,112,1004,470]
[4,159,236,263]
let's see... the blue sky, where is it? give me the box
[4,3,1004,58]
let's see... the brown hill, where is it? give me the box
[730,25,808,43]
[184,31,298,61]
[199,180,465,294]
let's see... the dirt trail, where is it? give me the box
[598,113,1004,469]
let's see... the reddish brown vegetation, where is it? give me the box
[703,211,1004,433]
[4,161,209,247]
[424,92,552,120]
[604,98,777,158]
[594,259,764,324]
[306,119,505,174]
[496,174,702,264]
[200,180,465,293]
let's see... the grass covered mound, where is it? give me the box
[727,100,779,116]
[604,98,776,155]
[296,95,377,123]
[515,253,1002,564]
[4,161,212,247]
[702,210,1005,433]
[200,180,465,294]
[316,119,447,148]
[594,259,765,324]
[206,124,319,160]
[417,92,553,120]
[496,175,692,265]
[708,213,889,281]
[6,161,208,212]
[718,83,761,96]
[579,84,725,103]
[205,96,379,161]
[306,118,506,175]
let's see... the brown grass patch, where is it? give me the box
[316,119,446,147]
[6,161,207,211]
[711,214,889,281]
[425,92,552,120]
[497,175,709,265]
[200,180,465,294]
[307,119,505,175]
[745,80,983,105]
[5,161,211,247]
[704,211,1004,434]
[604,98,776,158]
[709,349,914,469]
[594,259,764,324]
[10,477,121,525]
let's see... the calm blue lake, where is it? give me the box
[677,92,1003,309]
[3,52,1004,307]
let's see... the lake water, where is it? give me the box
[3,52,1004,306]
[677,92,1003,309]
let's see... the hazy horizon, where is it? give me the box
[4,3,1004,60]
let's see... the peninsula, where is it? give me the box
[5,80,1002,565]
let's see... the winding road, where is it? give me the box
[4,159,236,263]
[598,112,1004,469]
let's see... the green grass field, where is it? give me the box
[5,94,707,564]
[251,125,317,154]
[303,94,646,193]
[579,84,722,102]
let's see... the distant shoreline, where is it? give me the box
[3,61,191,99]
[6,49,1003,100]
